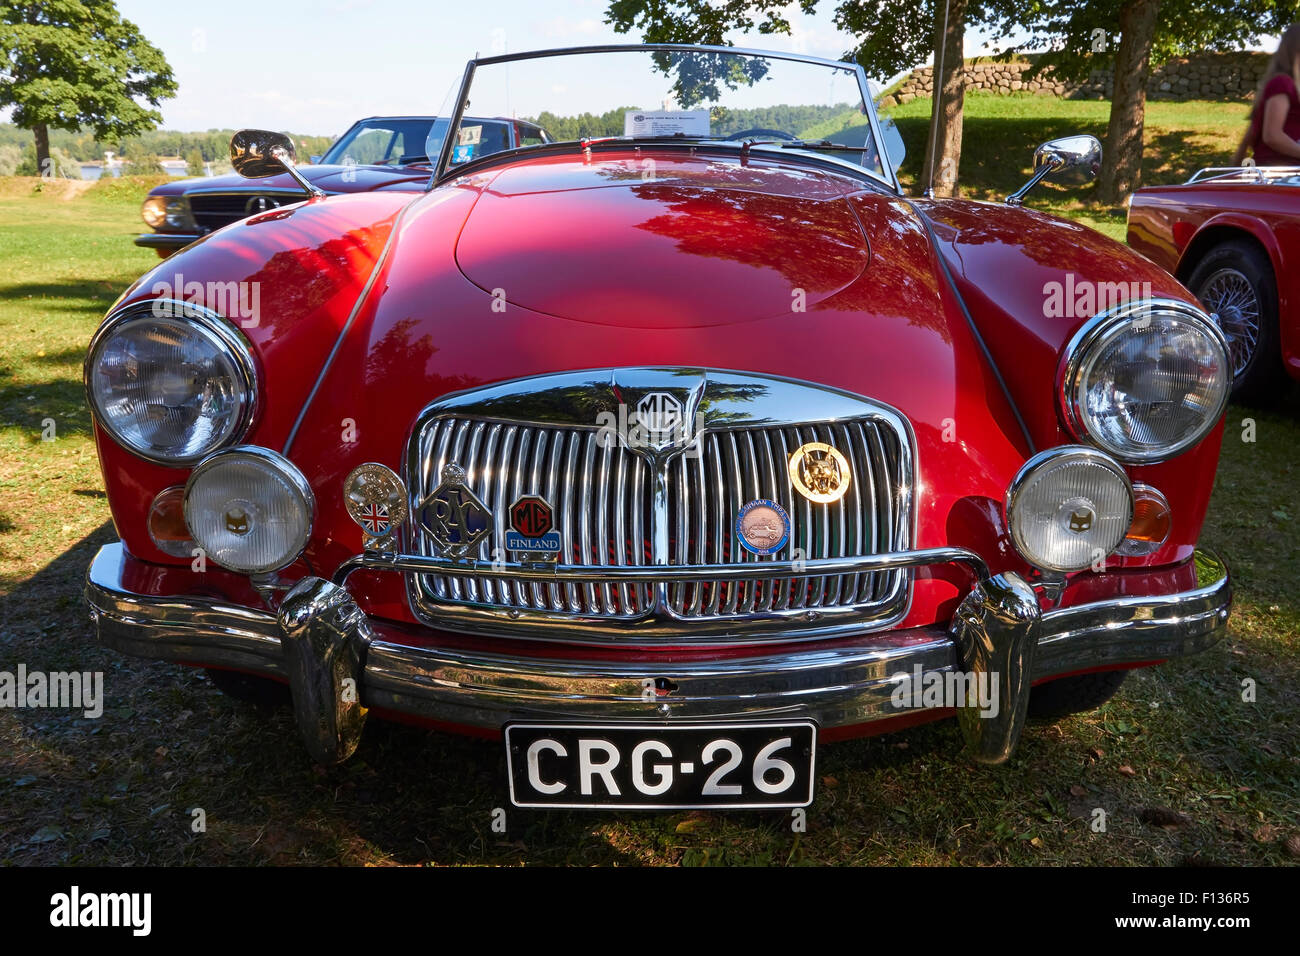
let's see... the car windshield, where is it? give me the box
[423,117,516,167]
[436,46,888,183]
[322,118,437,166]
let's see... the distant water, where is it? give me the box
[80,163,197,180]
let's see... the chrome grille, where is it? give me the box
[188,192,302,232]
[666,421,902,619]
[417,419,655,616]
[406,368,913,645]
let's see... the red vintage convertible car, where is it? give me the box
[1128,164,1300,400]
[84,45,1232,810]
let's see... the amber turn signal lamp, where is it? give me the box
[148,486,195,558]
[1116,483,1171,556]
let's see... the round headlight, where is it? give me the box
[184,447,314,574]
[86,301,257,465]
[1060,300,1230,462]
[142,196,168,229]
[1006,446,1134,573]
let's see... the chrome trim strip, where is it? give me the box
[339,546,988,586]
[85,542,1231,734]
[134,233,200,248]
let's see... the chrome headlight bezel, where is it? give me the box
[1058,298,1231,463]
[183,445,315,575]
[84,299,259,466]
[1005,445,1135,573]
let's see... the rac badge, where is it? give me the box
[343,462,408,545]
[506,494,562,556]
[735,498,790,556]
[418,463,493,559]
[789,442,851,505]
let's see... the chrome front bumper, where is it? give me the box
[133,233,200,251]
[85,542,1231,766]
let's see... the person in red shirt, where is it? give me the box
[1234,24,1300,166]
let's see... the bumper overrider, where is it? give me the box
[85,541,1231,767]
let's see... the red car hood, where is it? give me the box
[453,154,871,329]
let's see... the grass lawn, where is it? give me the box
[882,93,1250,240]
[0,97,1297,865]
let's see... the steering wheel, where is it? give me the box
[724,128,797,142]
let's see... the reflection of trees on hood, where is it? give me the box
[651,50,771,108]
[630,182,865,292]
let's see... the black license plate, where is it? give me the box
[505,721,816,809]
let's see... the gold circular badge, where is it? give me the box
[343,462,409,540]
[789,442,851,504]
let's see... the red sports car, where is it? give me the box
[1128,164,1300,400]
[84,45,1232,810]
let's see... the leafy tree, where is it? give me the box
[606,0,1000,197]
[0,143,21,175]
[987,0,1300,202]
[15,142,79,177]
[120,138,160,175]
[185,147,205,176]
[0,0,177,175]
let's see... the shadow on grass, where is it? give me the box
[892,115,1236,199]
[0,281,118,317]
[0,379,93,441]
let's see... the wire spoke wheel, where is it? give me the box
[1197,267,1260,378]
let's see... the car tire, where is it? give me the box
[1186,239,1286,404]
[204,668,291,708]
[1027,670,1127,719]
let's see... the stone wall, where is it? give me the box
[879,52,1270,106]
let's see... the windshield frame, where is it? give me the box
[430,43,899,192]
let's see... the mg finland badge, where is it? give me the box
[506,494,562,558]
[342,462,408,549]
[417,463,494,559]
[735,498,791,556]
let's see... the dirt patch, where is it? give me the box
[0,177,96,200]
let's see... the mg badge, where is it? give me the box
[789,442,851,504]
[735,498,790,556]
[635,391,683,438]
[418,463,493,558]
[343,462,408,544]
[506,494,562,556]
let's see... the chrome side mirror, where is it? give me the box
[230,129,324,198]
[1006,134,1101,206]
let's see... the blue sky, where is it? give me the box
[10,2,1277,138]
[112,0,1026,136]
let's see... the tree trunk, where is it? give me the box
[34,123,51,177]
[921,0,967,197]
[1099,0,1160,204]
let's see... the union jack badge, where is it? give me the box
[343,462,408,546]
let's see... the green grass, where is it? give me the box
[0,109,1298,866]
[881,92,1249,240]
